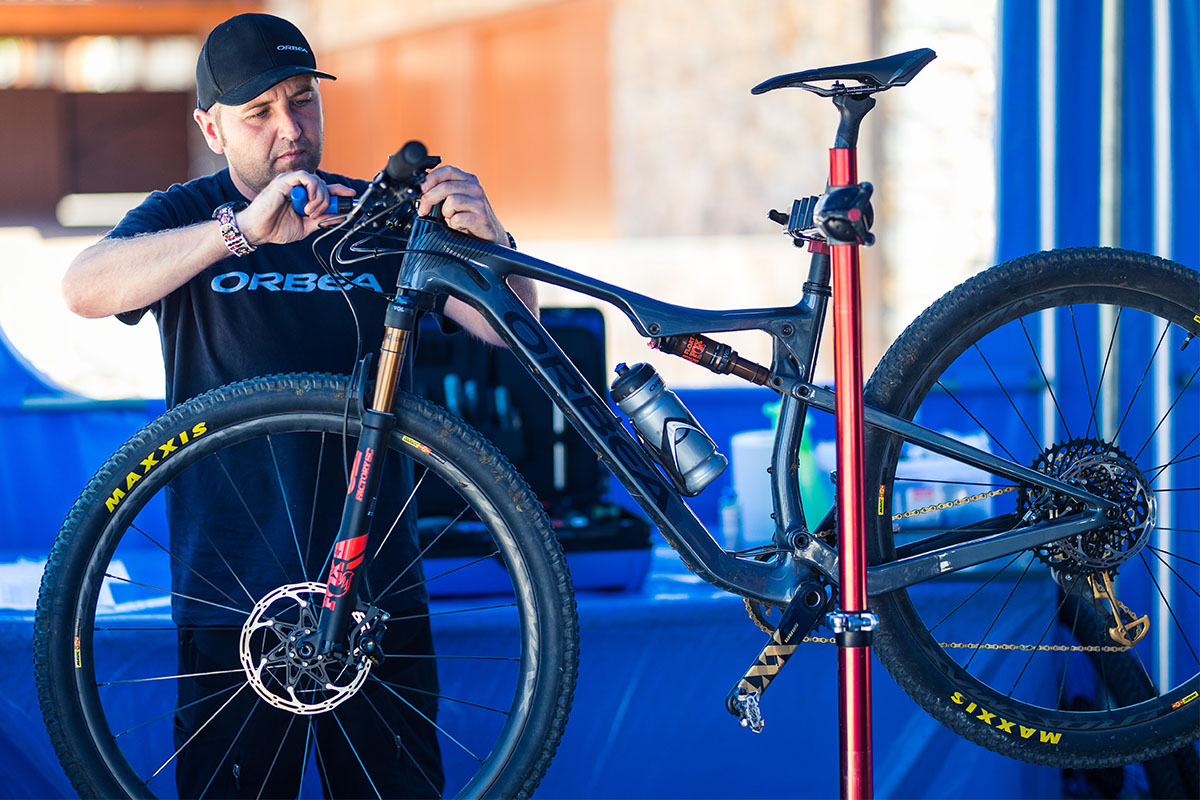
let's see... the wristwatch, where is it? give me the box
[213,202,255,257]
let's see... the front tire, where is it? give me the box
[35,374,578,798]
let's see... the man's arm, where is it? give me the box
[62,171,352,319]
[418,165,538,346]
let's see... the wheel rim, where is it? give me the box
[876,284,1199,740]
[67,408,554,798]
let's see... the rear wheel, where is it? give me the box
[865,248,1199,767]
[35,374,578,798]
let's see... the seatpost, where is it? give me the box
[827,91,877,800]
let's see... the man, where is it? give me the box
[62,13,532,798]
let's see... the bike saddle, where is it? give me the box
[752,48,936,96]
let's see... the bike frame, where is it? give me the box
[348,219,1117,611]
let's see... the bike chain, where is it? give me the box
[744,485,1135,652]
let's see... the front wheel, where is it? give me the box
[35,374,578,798]
[865,248,1199,768]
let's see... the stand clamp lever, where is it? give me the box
[826,610,879,648]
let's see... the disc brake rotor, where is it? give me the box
[239,582,384,715]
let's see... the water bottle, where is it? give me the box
[610,362,728,496]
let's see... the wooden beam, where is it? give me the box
[0,2,263,37]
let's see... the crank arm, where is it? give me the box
[726,578,828,732]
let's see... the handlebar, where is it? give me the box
[290,141,441,219]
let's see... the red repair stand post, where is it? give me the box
[828,145,876,800]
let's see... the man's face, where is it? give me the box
[195,75,324,195]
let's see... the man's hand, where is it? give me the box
[236,171,355,246]
[418,166,510,246]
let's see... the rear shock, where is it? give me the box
[653,333,771,385]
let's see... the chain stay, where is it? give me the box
[753,484,1141,652]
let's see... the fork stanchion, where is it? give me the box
[829,146,874,800]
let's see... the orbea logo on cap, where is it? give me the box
[195,13,336,111]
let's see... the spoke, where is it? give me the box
[926,551,1027,635]
[291,718,315,800]
[304,431,327,584]
[1146,545,1200,568]
[971,342,1041,454]
[963,555,1038,671]
[1020,316,1073,441]
[266,434,306,580]
[934,379,1020,463]
[1135,367,1200,463]
[198,698,262,800]
[330,707,383,800]
[893,476,1011,488]
[1149,444,1200,481]
[101,572,249,618]
[148,682,250,781]
[381,548,503,602]
[371,677,510,716]
[95,625,242,632]
[375,506,472,601]
[1087,306,1123,440]
[1068,305,1102,440]
[1113,321,1174,447]
[214,451,292,583]
[114,682,239,738]
[376,679,484,764]
[358,682,442,796]
[385,653,520,662]
[1145,547,1200,600]
[257,713,299,800]
[1006,580,1079,698]
[1139,552,1200,667]
[384,602,518,622]
[167,482,258,606]
[1056,581,1089,712]
[128,521,245,611]
[362,466,430,605]
[99,668,244,687]
[372,466,430,562]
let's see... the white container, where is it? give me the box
[730,429,776,548]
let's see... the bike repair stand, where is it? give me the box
[825,92,880,800]
[726,88,881,799]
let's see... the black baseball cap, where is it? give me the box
[196,13,336,111]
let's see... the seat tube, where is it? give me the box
[829,145,874,800]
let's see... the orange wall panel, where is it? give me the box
[320,0,611,239]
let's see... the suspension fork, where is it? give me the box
[312,294,424,656]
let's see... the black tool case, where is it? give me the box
[411,307,652,594]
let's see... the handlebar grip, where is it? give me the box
[289,186,354,216]
[385,141,441,188]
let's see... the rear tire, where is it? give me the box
[864,248,1200,767]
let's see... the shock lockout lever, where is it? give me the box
[726,579,828,732]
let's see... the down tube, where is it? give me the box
[457,286,798,605]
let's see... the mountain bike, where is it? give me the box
[35,48,1199,798]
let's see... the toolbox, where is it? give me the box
[412,307,652,594]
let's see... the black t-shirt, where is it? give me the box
[109,168,426,623]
